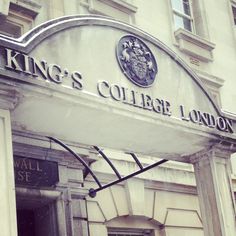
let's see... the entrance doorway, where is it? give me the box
[17,209,35,236]
[16,190,59,236]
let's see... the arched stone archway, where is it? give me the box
[0,15,235,236]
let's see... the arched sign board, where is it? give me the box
[0,15,235,160]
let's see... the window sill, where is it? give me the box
[174,28,215,62]
[97,0,138,14]
[86,0,137,23]
[10,0,41,17]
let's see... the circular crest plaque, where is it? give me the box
[116,35,158,87]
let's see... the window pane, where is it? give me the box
[183,17,192,31]
[183,0,191,15]
[171,0,183,12]
[174,14,192,31]
[174,14,184,30]
[171,0,191,16]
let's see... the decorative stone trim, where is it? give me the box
[97,0,138,13]
[174,28,215,62]
[0,0,41,37]
[0,82,20,110]
[10,0,41,18]
[12,129,96,162]
[86,0,137,23]
[0,10,34,37]
[195,70,224,106]
[196,70,224,89]
[188,142,236,164]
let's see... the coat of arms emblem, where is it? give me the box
[116,35,158,87]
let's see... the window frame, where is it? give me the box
[232,6,236,25]
[168,0,215,62]
[171,0,195,33]
[231,1,236,25]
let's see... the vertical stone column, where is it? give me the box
[0,83,20,236]
[191,145,236,236]
[0,109,17,236]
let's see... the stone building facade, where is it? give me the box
[0,0,236,236]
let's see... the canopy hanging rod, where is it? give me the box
[89,158,168,198]
[93,146,122,179]
[47,136,102,188]
[126,152,144,170]
[47,136,168,198]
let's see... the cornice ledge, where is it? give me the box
[188,148,212,164]
[194,69,225,89]
[174,28,215,62]
[10,0,41,17]
[188,141,236,164]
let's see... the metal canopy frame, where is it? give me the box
[48,137,168,198]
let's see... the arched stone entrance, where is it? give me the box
[0,16,235,236]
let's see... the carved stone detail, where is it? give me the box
[0,82,21,110]
[189,142,236,164]
[117,35,158,87]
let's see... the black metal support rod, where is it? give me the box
[89,158,168,197]
[93,146,122,179]
[47,136,102,188]
[127,152,143,170]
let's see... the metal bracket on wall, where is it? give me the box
[48,136,168,198]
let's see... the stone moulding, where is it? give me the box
[174,28,215,62]
[92,0,137,14]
